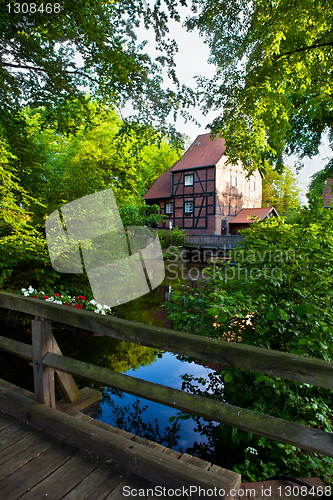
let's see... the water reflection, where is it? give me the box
[0,261,220,455]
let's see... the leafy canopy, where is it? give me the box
[187,0,333,172]
[0,0,193,132]
[262,164,301,216]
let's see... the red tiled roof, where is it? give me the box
[143,133,225,200]
[171,133,226,171]
[143,167,173,200]
[229,207,278,224]
[323,179,333,206]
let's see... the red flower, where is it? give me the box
[65,303,69,306]
[43,295,49,299]
[79,295,86,300]
[75,304,83,309]
[71,304,75,307]
[54,293,60,298]
[33,295,37,298]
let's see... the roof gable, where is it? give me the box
[171,133,226,172]
[229,207,278,224]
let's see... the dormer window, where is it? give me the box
[231,175,237,188]
[184,174,193,186]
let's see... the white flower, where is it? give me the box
[101,310,106,315]
[245,447,258,455]
[90,299,97,305]
[94,309,100,314]
[96,303,102,310]
[54,300,62,305]
[28,286,34,294]
[21,288,27,292]
[23,291,29,296]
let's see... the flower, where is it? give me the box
[43,295,49,299]
[54,293,60,298]
[75,304,83,309]
[79,295,86,300]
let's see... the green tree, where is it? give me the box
[165,202,333,480]
[262,164,301,216]
[0,0,193,130]
[0,103,181,290]
[188,0,333,173]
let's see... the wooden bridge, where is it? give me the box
[0,291,332,499]
[183,235,243,256]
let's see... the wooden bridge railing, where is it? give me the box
[0,290,333,458]
[184,235,244,250]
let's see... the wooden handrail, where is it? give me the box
[1,291,333,389]
[0,291,333,457]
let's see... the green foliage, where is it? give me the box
[262,164,301,216]
[0,104,182,291]
[157,227,187,249]
[188,0,333,172]
[0,0,194,129]
[165,203,333,481]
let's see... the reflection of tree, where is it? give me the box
[173,372,254,469]
[114,281,167,326]
[95,389,181,449]
[54,328,159,374]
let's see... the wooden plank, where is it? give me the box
[210,464,242,493]
[0,432,54,481]
[0,387,240,498]
[0,423,30,452]
[42,351,333,457]
[20,451,100,499]
[0,378,34,400]
[104,471,157,500]
[0,412,16,431]
[53,335,81,403]
[0,439,78,499]
[62,461,126,500]
[0,429,51,466]
[179,453,210,470]
[162,447,183,459]
[31,318,56,408]
[0,335,32,361]
[1,291,332,390]
[56,387,102,414]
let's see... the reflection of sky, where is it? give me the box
[97,352,218,452]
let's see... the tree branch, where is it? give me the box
[1,61,100,84]
[274,41,333,61]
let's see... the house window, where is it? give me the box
[165,203,173,214]
[248,202,254,208]
[184,174,193,186]
[184,202,193,214]
[231,175,237,187]
[250,181,256,191]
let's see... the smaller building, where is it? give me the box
[228,207,279,235]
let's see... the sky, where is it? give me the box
[122,8,331,205]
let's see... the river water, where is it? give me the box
[0,259,224,455]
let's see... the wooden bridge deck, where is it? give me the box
[0,411,157,500]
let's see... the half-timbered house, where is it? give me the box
[143,133,267,235]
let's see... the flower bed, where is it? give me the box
[19,287,113,315]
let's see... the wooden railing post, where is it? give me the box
[31,317,56,408]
